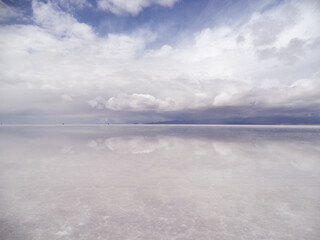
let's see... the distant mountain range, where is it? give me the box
[145,117,320,125]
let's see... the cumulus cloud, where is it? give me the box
[88,97,106,109]
[213,73,320,108]
[0,0,320,123]
[104,94,176,111]
[257,38,307,64]
[97,0,180,15]
[32,0,94,38]
[88,94,177,112]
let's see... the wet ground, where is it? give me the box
[0,125,320,239]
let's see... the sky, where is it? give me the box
[0,0,319,124]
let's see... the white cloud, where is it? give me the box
[215,72,320,107]
[257,38,306,64]
[0,0,23,22]
[54,0,92,11]
[88,99,98,108]
[61,94,73,101]
[97,0,180,15]
[88,97,106,109]
[0,0,320,121]
[32,0,94,39]
[104,94,176,111]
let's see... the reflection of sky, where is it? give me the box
[0,126,320,239]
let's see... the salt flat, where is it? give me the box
[0,126,319,240]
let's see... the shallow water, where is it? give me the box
[0,125,320,240]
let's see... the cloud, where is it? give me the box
[0,0,320,123]
[61,94,73,101]
[0,0,23,22]
[257,38,307,64]
[97,0,180,15]
[213,72,320,107]
[53,0,92,11]
[104,94,175,111]
[88,97,106,109]
[32,0,94,39]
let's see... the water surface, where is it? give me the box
[0,125,320,239]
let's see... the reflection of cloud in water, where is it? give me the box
[1,126,320,239]
[87,138,106,150]
[60,146,74,154]
[106,136,169,154]
[89,136,171,154]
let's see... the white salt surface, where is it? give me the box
[0,125,319,239]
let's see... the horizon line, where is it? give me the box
[1,123,320,128]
